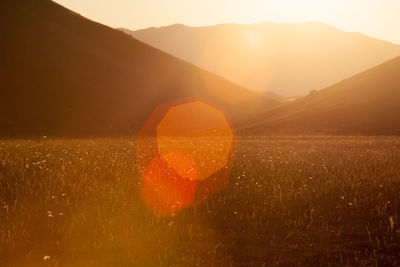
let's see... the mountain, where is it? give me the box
[121,23,400,97]
[0,0,276,137]
[239,56,400,135]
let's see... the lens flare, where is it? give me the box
[157,101,233,180]
[161,151,199,180]
[137,98,235,216]
[141,155,197,216]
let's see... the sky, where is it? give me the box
[53,0,400,44]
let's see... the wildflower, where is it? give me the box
[2,203,8,213]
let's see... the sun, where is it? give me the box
[244,30,264,50]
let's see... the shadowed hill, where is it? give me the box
[239,56,400,135]
[0,0,276,137]
[121,23,400,97]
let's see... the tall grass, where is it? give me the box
[0,136,399,266]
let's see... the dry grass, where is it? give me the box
[1,136,400,266]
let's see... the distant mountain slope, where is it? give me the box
[0,0,276,137]
[239,56,400,135]
[121,23,400,96]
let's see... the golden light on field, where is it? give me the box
[137,99,235,216]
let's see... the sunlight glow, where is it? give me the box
[54,0,400,44]
[244,30,264,50]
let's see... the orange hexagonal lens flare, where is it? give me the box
[137,98,235,216]
[141,155,198,216]
[157,101,233,180]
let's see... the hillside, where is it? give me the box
[239,56,400,135]
[121,23,400,96]
[0,0,276,137]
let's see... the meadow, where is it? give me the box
[1,136,400,266]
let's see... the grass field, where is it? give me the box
[1,136,400,266]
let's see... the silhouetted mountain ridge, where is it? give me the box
[239,56,400,134]
[121,22,400,96]
[0,0,276,137]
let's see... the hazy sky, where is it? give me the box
[53,0,400,44]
